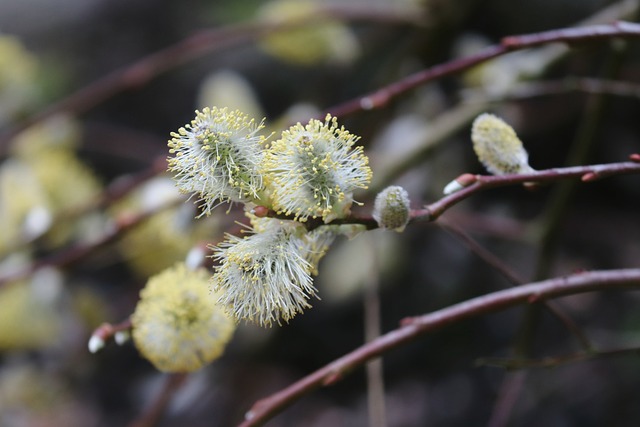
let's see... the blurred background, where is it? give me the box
[1,0,640,426]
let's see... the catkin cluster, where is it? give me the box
[167,107,371,326]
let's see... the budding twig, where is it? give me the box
[239,268,640,427]
[327,21,640,118]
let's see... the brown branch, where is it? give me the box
[464,77,640,102]
[0,197,183,288]
[128,373,189,427]
[278,157,640,232]
[326,21,640,118]
[0,8,418,152]
[239,268,640,426]
[414,159,640,222]
[437,219,593,351]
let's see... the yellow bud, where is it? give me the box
[471,113,534,175]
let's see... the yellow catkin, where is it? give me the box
[132,263,235,372]
[471,113,534,175]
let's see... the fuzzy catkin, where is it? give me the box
[471,113,534,175]
[132,263,235,372]
[372,186,410,232]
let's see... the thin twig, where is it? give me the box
[486,371,528,427]
[477,345,640,369]
[238,268,640,427]
[438,219,593,351]
[363,241,387,427]
[326,21,640,118]
[0,8,419,152]
[290,157,640,232]
[437,218,524,285]
[0,197,183,287]
[128,373,189,427]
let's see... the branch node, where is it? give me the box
[359,91,389,111]
[528,293,542,304]
[399,316,417,327]
[581,171,599,182]
[443,173,477,195]
[322,371,343,386]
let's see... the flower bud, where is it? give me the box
[471,113,534,175]
[88,335,105,353]
[372,186,410,232]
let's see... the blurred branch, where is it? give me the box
[437,219,524,285]
[239,268,640,427]
[288,157,640,232]
[326,20,640,118]
[0,8,419,153]
[0,197,182,287]
[477,345,640,369]
[0,156,168,259]
[464,77,640,103]
[368,102,487,194]
[438,219,593,351]
[128,373,189,427]
[363,244,387,427]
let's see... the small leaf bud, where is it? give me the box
[88,335,105,353]
[114,330,130,346]
[372,186,411,232]
[443,173,477,195]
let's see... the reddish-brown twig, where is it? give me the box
[239,268,640,426]
[0,8,418,152]
[289,158,640,232]
[0,197,182,287]
[128,373,189,427]
[413,160,640,222]
[326,21,640,118]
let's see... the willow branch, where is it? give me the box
[437,219,593,351]
[0,8,418,152]
[414,158,640,222]
[286,157,640,232]
[0,197,182,287]
[239,268,640,427]
[128,373,189,427]
[326,21,640,118]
